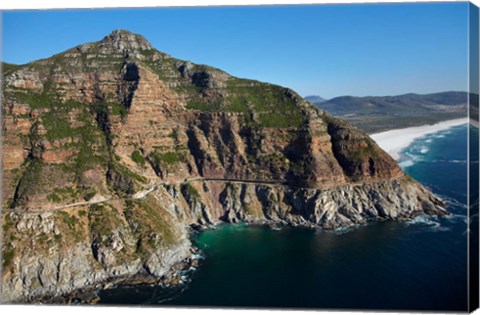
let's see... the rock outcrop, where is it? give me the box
[1,30,446,302]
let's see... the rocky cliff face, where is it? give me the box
[1,30,446,302]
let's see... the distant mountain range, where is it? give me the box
[307,91,467,133]
[304,95,327,103]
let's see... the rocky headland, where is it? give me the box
[1,30,446,303]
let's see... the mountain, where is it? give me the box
[311,92,468,133]
[1,30,446,302]
[304,95,327,103]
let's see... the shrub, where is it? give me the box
[131,150,146,167]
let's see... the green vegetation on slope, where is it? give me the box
[131,150,146,167]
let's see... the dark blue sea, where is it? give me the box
[99,124,471,311]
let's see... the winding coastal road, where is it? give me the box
[11,175,406,214]
[10,177,290,214]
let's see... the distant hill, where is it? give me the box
[315,92,467,116]
[304,95,327,103]
[311,91,468,133]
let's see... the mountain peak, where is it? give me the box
[99,29,153,52]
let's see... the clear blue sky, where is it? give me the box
[1,3,469,99]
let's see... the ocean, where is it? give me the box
[99,124,471,311]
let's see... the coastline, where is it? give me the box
[370,118,469,160]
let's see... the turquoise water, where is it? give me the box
[99,124,470,311]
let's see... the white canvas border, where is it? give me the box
[0,1,478,315]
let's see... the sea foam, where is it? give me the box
[405,215,450,232]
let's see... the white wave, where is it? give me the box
[432,159,467,164]
[331,225,359,235]
[399,160,415,168]
[405,215,450,231]
[405,151,422,162]
[445,213,468,223]
[437,194,468,209]
[398,151,423,169]
[420,146,429,154]
[191,253,205,260]
[406,215,437,226]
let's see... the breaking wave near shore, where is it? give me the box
[395,123,469,233]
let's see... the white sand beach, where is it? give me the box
[370,118,469,160]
